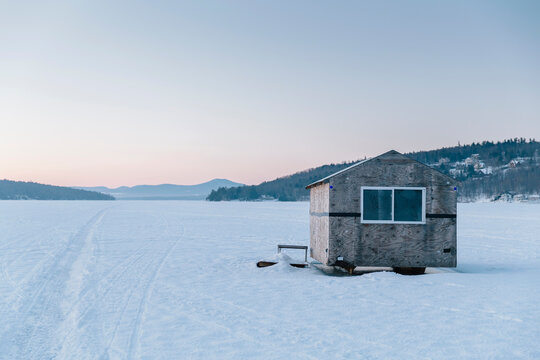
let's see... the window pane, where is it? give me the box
[363,189,392,221]
[394,189,423,222]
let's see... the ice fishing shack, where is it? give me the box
[306,150,457,274]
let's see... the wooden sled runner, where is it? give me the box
[256,261,308,268]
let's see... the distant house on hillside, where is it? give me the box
[306,150,458,274]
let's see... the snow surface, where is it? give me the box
[0,201,539,359]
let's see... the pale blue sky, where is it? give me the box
[1,1,539,186]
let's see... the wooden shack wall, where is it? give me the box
[327,152,457,267]
[309,183,329,264]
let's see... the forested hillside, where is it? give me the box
[207,162,357,201]
[408,138,540,201]
[0,180,115,200]
[207,138,540,202]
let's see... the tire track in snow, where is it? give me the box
[74,213,167,303]
[57,225,166,358]
[58,247,153,358]
[126,222,183,359]
[60,240,153,322]
[57,211,180,359]
[98,258,158,360]
[0,227,64,301]
[73,212,171,321]
[27,209,106,358]
[0,208,108,359]
[2,212,105,314]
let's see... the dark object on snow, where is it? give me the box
[393,267,426,275]
[334,259,356,275]
[256,261,308,268]
[257,261,278,268]
[307,150,457,272]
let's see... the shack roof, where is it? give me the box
[305,150,457,189]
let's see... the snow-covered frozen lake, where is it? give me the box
[0,201,539,359]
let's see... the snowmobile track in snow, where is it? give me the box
[126,225,182,359]
[1,208,107,359]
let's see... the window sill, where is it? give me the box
[361,221,426,225]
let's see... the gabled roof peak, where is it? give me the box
[305,150,457,189]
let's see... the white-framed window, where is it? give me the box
[360,186,426,224]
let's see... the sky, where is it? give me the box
[1,0,539,187]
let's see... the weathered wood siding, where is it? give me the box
[309,183,329,264]
[325,151,457,267]
[353,219,456,267]
[310,183,329,214]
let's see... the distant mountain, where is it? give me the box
[207,138,540,202]
[0,180,114,200]
[77,179,243,200]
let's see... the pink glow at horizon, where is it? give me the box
[1,1,539,188]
